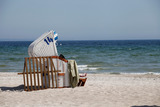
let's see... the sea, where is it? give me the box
[0,40,160,74]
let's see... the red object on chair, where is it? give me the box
[77,77,87,86]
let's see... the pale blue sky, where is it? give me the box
[0,0,160,40]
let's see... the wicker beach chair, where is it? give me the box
[18,30,87,91]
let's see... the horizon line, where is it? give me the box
[0,39,160,42]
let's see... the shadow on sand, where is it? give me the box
[132,106,160,107]
[0,85,24,91]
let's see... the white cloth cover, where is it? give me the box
[28,30,58,57]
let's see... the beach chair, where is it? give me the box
[18,30,87,91]
[18,56,87,91]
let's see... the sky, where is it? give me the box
[0,0,160,41]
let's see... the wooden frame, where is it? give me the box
[18,56,68,91]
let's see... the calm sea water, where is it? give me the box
[0,40,160,74]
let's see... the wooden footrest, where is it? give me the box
[77,77,87,86]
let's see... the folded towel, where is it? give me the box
[68,60,79,88]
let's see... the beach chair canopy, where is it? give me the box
[28,30,58,57]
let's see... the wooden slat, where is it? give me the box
[50,57,54,88]
[43,57,47,89]
[29,58,33,91]
[25,58,30,91]
[46,57,50,88]
[32,58,37,90]
[56,59,59,88]
[39,57,43,89]
[51,56,68,63]
[50,58,56,71]
[23,61,26,91]
[36,57,40,89]
[27,56,68,62]
[51,58,58,87]
[53,59,58,88]
[55,72,57,88]
[18,70,61,75]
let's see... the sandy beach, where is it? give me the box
[0,72,160,107]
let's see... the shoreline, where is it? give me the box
[0,72,160,107]
[1,71,160,74]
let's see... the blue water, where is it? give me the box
[0,40,160,74]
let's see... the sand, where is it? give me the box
[0,72,160,107]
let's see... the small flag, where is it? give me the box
[54,31,58,41]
